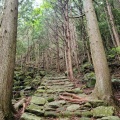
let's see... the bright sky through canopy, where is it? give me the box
[34,0,43,8]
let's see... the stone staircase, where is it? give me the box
[20,76,119,120]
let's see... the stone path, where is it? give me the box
[21,76,119,120]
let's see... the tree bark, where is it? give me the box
[106,0,120,47]
[0,0,18,119]
[64,2,74,80]
[104,7,116,47]
[83,0,113,102]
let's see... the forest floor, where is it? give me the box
[17,74,120,120]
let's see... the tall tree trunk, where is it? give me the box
[55,23,60,72]
[64,2,74,80]
[104,7,116,47]
[106,0,120,47]
[69,19,79,69]
[0,0,18,119]
[83,0,113,102]
[56,37,60,72]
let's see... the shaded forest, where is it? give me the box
[0,0,120,120]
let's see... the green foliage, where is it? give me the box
[83,72,96,88]
[17,0,53,56]
[16,40,26,55]
[112,8,120,32]
[84,72,96,81]
[81,62,93,72]
[107,47,120,59]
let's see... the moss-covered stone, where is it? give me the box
[47,90,55,94]
[80,117,91,120]
[92,106,114,117]
[21,112,42,120]
[89,100,107,107]
[47,97,54,102]
[59,118,69,120]
[60,111,73,117]
[36,89,46,93]
[84,102,92,108]
[31,96,46,105]
[100,116,120,120]
[66,104,80,111]
[72,88,83,94]
[82,111,93,117]
[26,104,44,116]
[44,111,59,117]
[48,100,66,108]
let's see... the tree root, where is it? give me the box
[14,97,31,113]
[59,92,88,104]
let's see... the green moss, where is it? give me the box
[92,106,115,117]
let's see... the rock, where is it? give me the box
[100,116,120,120]
[80,117,91,120]
[21,112,42,120]
[48,100,66,108]
[59,118,69,120]
[66,104,80,111]
[60,111,73,117]
[84,102,92,107]
[26,104,44,116]
[65,83,74,87]
[56,89,66,92]
[56,107,66,112]
[47,97,54,102]
[44,106,56,111]
[31,96,46,105]
[72,88,83,94]
[48,76,66,80]
[57,100,66,105]
[47,90,55,94]
[92,106,114,117]
[31,80,41,88]
[38,86,46,89]
[36,89,46,93]
[48,102,59,108]
[89,100,107,107]
[44,111,59,117]
[82,111,93,117]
